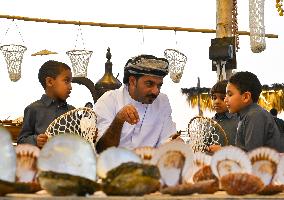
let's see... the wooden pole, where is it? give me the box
[0,14,278,38]
[216,0,234,80]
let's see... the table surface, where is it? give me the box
[2,191,284,200]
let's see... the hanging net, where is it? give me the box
[45,108,98,147]
[66,50,93,77]
[164,49,187,83]
[0,44,27,82]
[249,0,266,53]
[186,116,228,153]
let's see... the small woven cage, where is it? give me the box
[66,50,93,77]
[164,49,187,83]
[0,44,27,82]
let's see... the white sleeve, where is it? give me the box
[93,93,116,142]
[157,96,177,146]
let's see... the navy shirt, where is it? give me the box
[17,94,75,145]
[236,103,284,152]
[213,112,239,146]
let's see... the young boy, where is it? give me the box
[225,71,283,152]
[17,60,75,148]
[211,80,239,146]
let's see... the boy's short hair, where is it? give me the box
[38,60,71,89]
[229,71,262,103]
[270,108,278,116]
[210,80,228,95]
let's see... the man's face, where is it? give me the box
[225,83,246,113]
[51,69,72,101]
[211,93,228,113]
[130,75,163,104]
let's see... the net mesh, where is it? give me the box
[0,44,27,82]
[45,108,98,146]
[66,50,93,77]
[186,116,228,153]
[249,0,266,53]
[164,49,187,83]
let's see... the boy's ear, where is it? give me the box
[242,91,252,103]
[45,77,55,87]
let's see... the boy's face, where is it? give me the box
[48,69,72,101]
[211,93,228,113]
[225,83,250,113]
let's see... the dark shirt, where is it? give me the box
[213,112,239,146]
[236,103,283,152]
[273,117,284,134]
[17,94,75,145]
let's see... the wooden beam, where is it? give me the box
[0,14,278,38]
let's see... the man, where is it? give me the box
[94,55,176,153]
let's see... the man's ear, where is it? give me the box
[129,76,137,87]
[242,91,252,103]
[45,77,54,88]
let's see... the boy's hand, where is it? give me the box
[208,144,222,153]
[36,134,48,148]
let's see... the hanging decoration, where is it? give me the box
[31,49,57,56]
[66,25,93,77]
[164,31,188,83]
[249,0,266,53]
[276,0,284,16]
[0,20,27,82]
[232,0,240,51]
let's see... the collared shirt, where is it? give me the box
[94,85,177,149]
[17,94,75,145]
[236,103,283,152]
[213,112,239,146]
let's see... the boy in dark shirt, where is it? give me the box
[225,71,283,152]
[17,60,75,148]
[270,108,284,135]
[211,80,239,146]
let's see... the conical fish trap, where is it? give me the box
[164,49,187,83]
[45,108,98,146]
[0,44,27,82]
[249,0,266,53]
[66,49,93,77]
[187,116,228,152]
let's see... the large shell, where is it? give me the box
[183,152,211,183]
[248,147,280,186]
[211,146,252,178]
[15,144,40,183]
[274,154,284,184]
[133,146,156,164]
[0,126,16,183]
[192,165,217,183]
[38,134,97,181]
[151,141,194,186]
[97,147,141,179]
[257,184,284,195]
[220,173,265,195]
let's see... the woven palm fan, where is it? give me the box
[45,108,98,147]
[187,116,228,153]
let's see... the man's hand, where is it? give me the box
[36,133,48,148]
[117,104,140,125]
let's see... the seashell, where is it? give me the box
[15,144,40,183]
[160,183,196,195]
[0,180,15,196]
[151,141,194,187]
[192,165,217,183]
[193,179,219,194]
[220,173,265,195]
[273,154,284,184]
[248,147,279,186]
[183,152,211,183]
[97,147,141,179]
[257,184,284,195]
[211,146,252,178]
[0,126,16,183]
[38,134,97,195]
[133,146,156,164]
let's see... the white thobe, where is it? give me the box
[94,85,176,149]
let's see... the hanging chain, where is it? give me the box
[276,0,284,16]
[232,0,239,51]
[174,30,178,47]
[0,19,25,45]
[74,24,86,49]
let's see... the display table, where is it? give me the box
[2,191,284,200]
